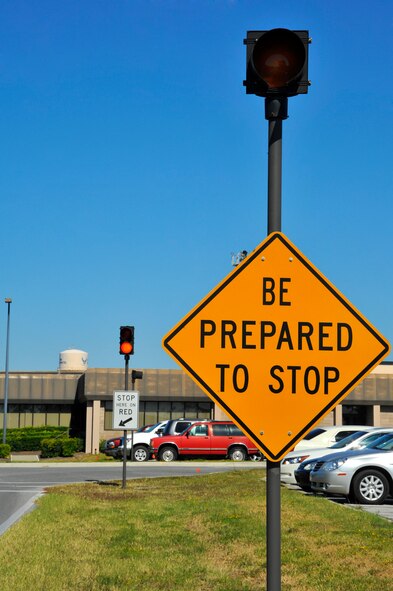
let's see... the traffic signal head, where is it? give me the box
[244,29,310,97]
[131,369,143,381]
[119,325,134,356]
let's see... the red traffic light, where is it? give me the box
[244,29,310,97]
[119,326,134,356]
[120,341,133,355]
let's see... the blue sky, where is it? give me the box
[1,0,393,371]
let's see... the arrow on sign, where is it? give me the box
[119,417,133,427]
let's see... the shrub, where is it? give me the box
[0,427,84,458]
[0,426,69,452]
[60,438,79,457]
[41,438,63,458]
[0,444,11,459]
[40,437,82,458]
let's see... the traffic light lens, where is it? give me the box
[252,30,306,89]
[120,342,133,355]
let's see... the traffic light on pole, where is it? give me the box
[244,29,310,98]
[119,326,134,356]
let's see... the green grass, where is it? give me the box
[40,452,116,462]
[0,470,391,591]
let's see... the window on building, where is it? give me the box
[0,404,73,429]
[19,404,33,428]
[144,401,158,426]
[342,405,370,426]
[171,402,185,419]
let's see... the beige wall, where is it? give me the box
[381,408,393,427]
[214,405,231,421]
[85,400,101,454]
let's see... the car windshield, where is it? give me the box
[144,422,163,433]
[371,434,393,451]
[358,431,393,447]
[330,431,367,449]
[303,428,326,440]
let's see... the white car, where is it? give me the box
[281,428,393,485]
[117,421,169,462]
[292,425,373,451]
[279,425,374,485]
[119,418,204,461]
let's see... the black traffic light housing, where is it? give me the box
[131,369,143,382]
[119,325,135,356]
[244,29,310,98]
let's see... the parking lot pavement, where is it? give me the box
[283,483,393,522]
[349,502,393,521]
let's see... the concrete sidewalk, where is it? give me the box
[10,454,40,462]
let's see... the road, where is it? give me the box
[2,461,392,536]
[0,460,264,535]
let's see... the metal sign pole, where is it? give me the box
[130,374,136,462]
[122,354,130,489]
[266,96,287,591]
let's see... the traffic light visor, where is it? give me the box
[252,29,306,89]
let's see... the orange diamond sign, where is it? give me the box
[162,233,390,461]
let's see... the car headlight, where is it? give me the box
[322,458,347,471]
[282,455,310,465]
[303,461,317,471]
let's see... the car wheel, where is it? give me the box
[229,446,247,461]
[158,446,178,462]
[133,445,149,462]
[352,470,389,505]
[249,453,263,462]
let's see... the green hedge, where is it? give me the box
[41,437,83,458]
[0,444,11,459]
[0,426,69,452]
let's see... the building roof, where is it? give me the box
[0,371,82,403]
[83,368,207,401]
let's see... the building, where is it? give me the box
[1,356,393,453]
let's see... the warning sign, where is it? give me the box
[162,233,390,461]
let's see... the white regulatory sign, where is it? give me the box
[112,390,139,430]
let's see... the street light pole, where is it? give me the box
[2,298,12,445]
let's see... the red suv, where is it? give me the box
[150,421,261,462]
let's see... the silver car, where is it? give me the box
[310,433,393,505]
[281,428,392,485]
